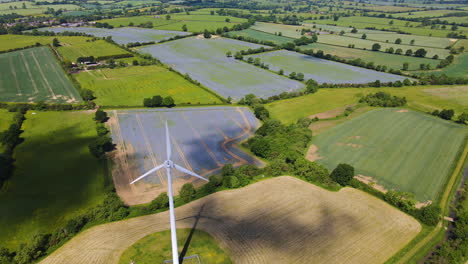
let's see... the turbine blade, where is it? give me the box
[130,164,165,184]
[174,164,208,182]
[166,121,172,160]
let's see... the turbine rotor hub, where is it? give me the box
[164,160,174,168]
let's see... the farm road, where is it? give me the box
[39,176,420,264]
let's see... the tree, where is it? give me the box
[402,62,409,70]
[166,14,171,20]
[94,109,108,123]
[88,136,113,158]
[439,109,454,120]
[179,183,196,203]
[418,204,440,226]
[80,89,95,101]
[387,47,394,53]
[182,24,187,32]
[162,96,175,107]
[330,163,354,186]
[296,72,304,81]
[96,123,109,136]
[395,48,403,55]
[249,137,271,158]
[395,38,402,44]
[226,51,232,57]
[278,69,284,75]
[224,176,239,188]
[351,27,358,33]
[289,72,296,79]
[203,29,211,39]
[52,38,60,47]
[456,112,468,124]
[405,49,413,56]
[414,48,427,57]
[253,104,270,121]
[221,163,235,176]
[371,43,381,51]
[361,33,367,39]
[410,39,415,45]
[225,18,230,22]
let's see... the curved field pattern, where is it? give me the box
[38,27,190,45]
[108,107,263,205]
[39,176,421,264]
[139,37,304,100]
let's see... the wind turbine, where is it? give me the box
[130,121,208,264]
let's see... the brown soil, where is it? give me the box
[309,104,355,120]
[397,109,409,113]
[415,200,433,209]
[354,175,388,194]
[306,144,322,162]
[39,176,421,264]
[309,120,339,135]
[336,142,363,148]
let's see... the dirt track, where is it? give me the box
[39,176,420,264]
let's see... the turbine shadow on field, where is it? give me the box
[176,193,364,262]
[0,124,107,247]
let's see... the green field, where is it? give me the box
[0,1,79,15]
[0,35,130,63]
[57,37,131,63]
[251,22,306,38]
[312,108,467,201]
[0,46,81,103]
[118,229,232,264]
[316,34,450,58]
[227,28,295,44]
[415,53,468,78]
[395,10,468,18]
[0,111,109,248]
[301,42,440,70]
[0,109,15,153]
[74,65,222,106]
[99,14,247,32]
[266,85,468,124]
[343,32,455,49]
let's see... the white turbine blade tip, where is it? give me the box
[174,164,209,182]
[130,164,165,184]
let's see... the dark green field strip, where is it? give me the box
[0,47,81,103]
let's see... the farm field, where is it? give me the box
[39,176,421,264]
[395,10,468,18]
[311,108,467,201]
[301,42,440,70]
[343,32,455,49]
[266,85,468,124]
[306,16,468,37]
[139,37,304,100]
[98,14,247,32]
[0,1,79,15]
[226,29,295,44]
[0,111,108,249]
[316,34,450,58]
[118,229,231,264]
[38,27,191,45]
[303,22,387,34]
[56,37,131,62]
[108,107,262,205]
[75,65,221,106]
[0,46,81,103]
[251,22,307,38]
[246,50,410,84]
[0,109,15,153]
[415,53,468,78]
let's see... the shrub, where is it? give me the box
[179,183,196,203]
[94,109,108,123]
[359,92,407,107]
[418,204,441,226]
[88,136,113,159]
[330,163,354,186]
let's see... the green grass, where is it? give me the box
[0,109,15,153]
[312,108,467,201]
[57,38,131,63]
[118,229,232,264]
[226,29,295,44]
[301,42,440,70]
[414,53,468,78]
[343,32,454,49]
[0,1,79,15]
[74,65,222,106]
[99,14,247,33]
[0,35,130,63]
[251,22,307,38]
[266,85,468,124]
[0,46,81,103]
[316,34,450,58]
[395,10,468,18]
[0,111,109,249]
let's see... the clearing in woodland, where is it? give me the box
[108,107,262,205]
[310,108,467,202]
[39,176,421,264]
[0,46,81,103]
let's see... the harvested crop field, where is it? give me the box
[108,107,262,205]
[39,176,421,264]
[423,86,468,106]
[38,27,190,45]
[139,37,303,100]
[246,50,410,84]
[311,108,467,201]
[0,46,81,103]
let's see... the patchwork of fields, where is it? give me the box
[39,176,421,264]
[0,111,108,248]
[246,50,410,84]
[0,46,81,103]
[311,109,467,201]
[38,27,191,45]
[75,65,221,106]
[108,107,262,205]
[139,37,304,100]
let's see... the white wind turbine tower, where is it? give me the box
[130,121,208,264]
